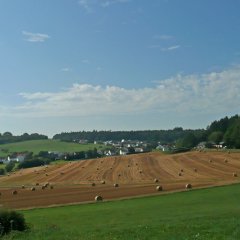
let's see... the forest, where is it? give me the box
[53,115,240,149]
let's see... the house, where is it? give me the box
[196,142,207,149]
[156,144,170,152]
[4,154,26,163]
[119,148,129,155]
[134,147,144,153]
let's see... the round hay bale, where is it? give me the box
[233,173,237,177]
[21,185,25,189]
[135,163,138,166]
[224,159,228,163]
[101,180,105,184]
[36,183,39,186]
[91,182,96,187]
[45,173,48,176]
[185,183,192,189]
[127,164,130,167]
[114,183,119,187]
[209,159,212,163]
[178,172,182,176]
[97,168,99,170]
[50,185,54,189]
[139,170,142,174]
[194,168,197,172]
[31,187,36,191]
[12,190,17,195]
[154,178,159,183]
[60,172,64,175]
[180,169,184,172]
[118,173,121,177]
[95,195,103,202]
[82,166,85,169]
[156,185,163,191]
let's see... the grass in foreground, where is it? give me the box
[3,183,240,240]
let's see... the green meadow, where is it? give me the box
[0,140,104,157]
[3,183,240,240]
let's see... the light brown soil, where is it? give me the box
[0,151,239,209]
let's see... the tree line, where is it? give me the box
[53,114,240,149]
[0,132,48,144]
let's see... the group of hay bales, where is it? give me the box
[9,182,54,195]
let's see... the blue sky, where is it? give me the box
[0,0,240,137]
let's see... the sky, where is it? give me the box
[0,0,240,137]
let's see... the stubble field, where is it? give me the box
[0,150,239,209]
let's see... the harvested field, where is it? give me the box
[0,151,240,209]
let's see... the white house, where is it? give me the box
[119,148,129,155]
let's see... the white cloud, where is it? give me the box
[101,0,131,8]
[153,34,173,40]
[78,0,130,11]
[78,0,92,12]
[22,31,50,42]
[81,59,90,64]
[161,45,180,51]
[61,67,71,72]
[2,66,240,119]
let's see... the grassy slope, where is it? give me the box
[0,140,104,157]
[3,183,240,240]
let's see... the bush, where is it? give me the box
[0,209,28,235]
[5,161,15,172]
[18,158,45,169]
[0,169,5,175]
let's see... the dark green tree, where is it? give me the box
[224,118,240,148]
[208,131,223,144]
[5,161,15,172]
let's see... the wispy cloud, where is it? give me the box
[78,0,92,12]
[153,34,173,40]
[2,66,240,119]
[81,59,90,64]
[147,44,180,51]
[101,0,131,8]
[22,31,50,42]
[61,67,71,72]
[161,45,180,51]
[78,0,131,12]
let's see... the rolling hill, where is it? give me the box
[0,150,239,209]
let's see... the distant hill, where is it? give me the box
[0,132,48,145]
[0,139,103,157]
